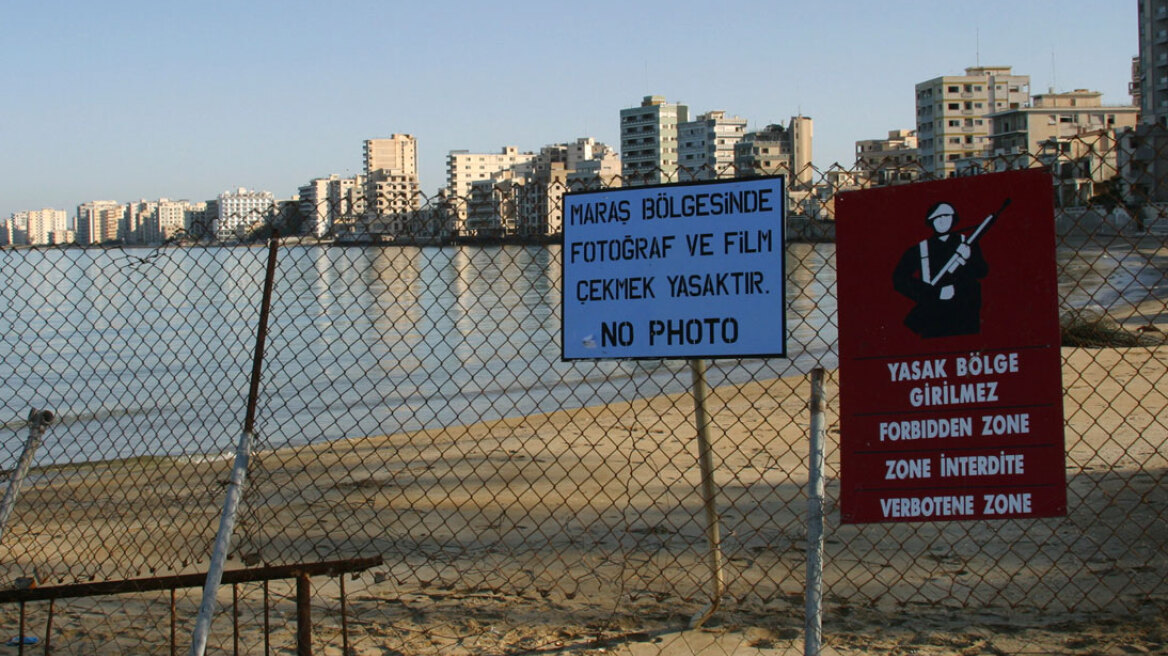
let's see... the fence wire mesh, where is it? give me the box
[1,134,1167,654]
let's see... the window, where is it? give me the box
[948,85,959,93]
[948,120,960,127]
[949,103,960,110]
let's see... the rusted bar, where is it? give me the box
[17,600,24,656]
[296,572,311,656]
[171,588,177,656]
[263,580,270,656]
[45,599,54,656]
[244,229,280,435]
[232,583,239,656]
[0,556,382,604]
[339,575,349,656]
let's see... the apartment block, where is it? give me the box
[620,95,689,186]
[364,134,417,176]
[446,146,535,199]
[12,208,69,245]
[855,129,920,186]
[733,116,814,187]
[214,188,276,241]
[915,66,1030,178]
[364,134,420,218]
[988,90,1138,163]
[299,177,332,237]
[1139,0,1168,125]
[76,201,124,245]
[678,110,748,180]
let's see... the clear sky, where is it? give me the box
[1,0,1139,220]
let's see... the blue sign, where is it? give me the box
[562,176,787,360]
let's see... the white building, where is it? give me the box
[299,177,333,237]
[915,66,1030,178]
[446,146,535,199]
[678,110,748,180]
[76,201,124,245]
[620,95,689,185]
[10,208,68,245]
[214,188,276,241]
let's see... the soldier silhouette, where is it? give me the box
[892,200,998,338]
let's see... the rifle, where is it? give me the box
[927,197,1010,286]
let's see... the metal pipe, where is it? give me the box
[189,233,280,656]
[805,367,826,656]
[45,599,54,656]
[297,572,312,656]
[0,409,54,544]
[171,589,177,656]
[17,600,24,656]
[232,583,239,656]
[339,575,349,656]
[263,580,270,656]
[688,358,725,629]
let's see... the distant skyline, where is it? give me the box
[1,1,1138,219]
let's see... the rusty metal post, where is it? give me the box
[171,588,177,656]
[17,601,24,656]
[190,233,280,656]
[263,580,270,656]
[45,599,54,656]
[688,358,725,629]
[232,583,239,656]
[339,575,349,656]
[296,572,312,656]
[0,409,54,545]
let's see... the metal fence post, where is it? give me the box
[805,367,826,656]
[0,408,54,545]
[688,358,725,629]
[190,233,280,656]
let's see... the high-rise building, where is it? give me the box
[76,201,124,245]
[446,146,535,199]
[620,95,690,185]
[364,134,420,217]
[213,188,276,241]
[678,110,748,180]
[299,177,333,237]
[1138,0,1168,125]
[10,209,68,245]
[125,200,158,244]
[364,134,417,177]
[733,117,814,188]
[915,66,1030,178]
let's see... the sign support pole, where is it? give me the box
[805,367,826,656]
[688,358,725,629]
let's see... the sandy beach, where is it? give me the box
[0,347,1165,654]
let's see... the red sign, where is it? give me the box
[835,169,1065,523]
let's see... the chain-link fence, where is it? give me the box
[1,132,1167,655]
